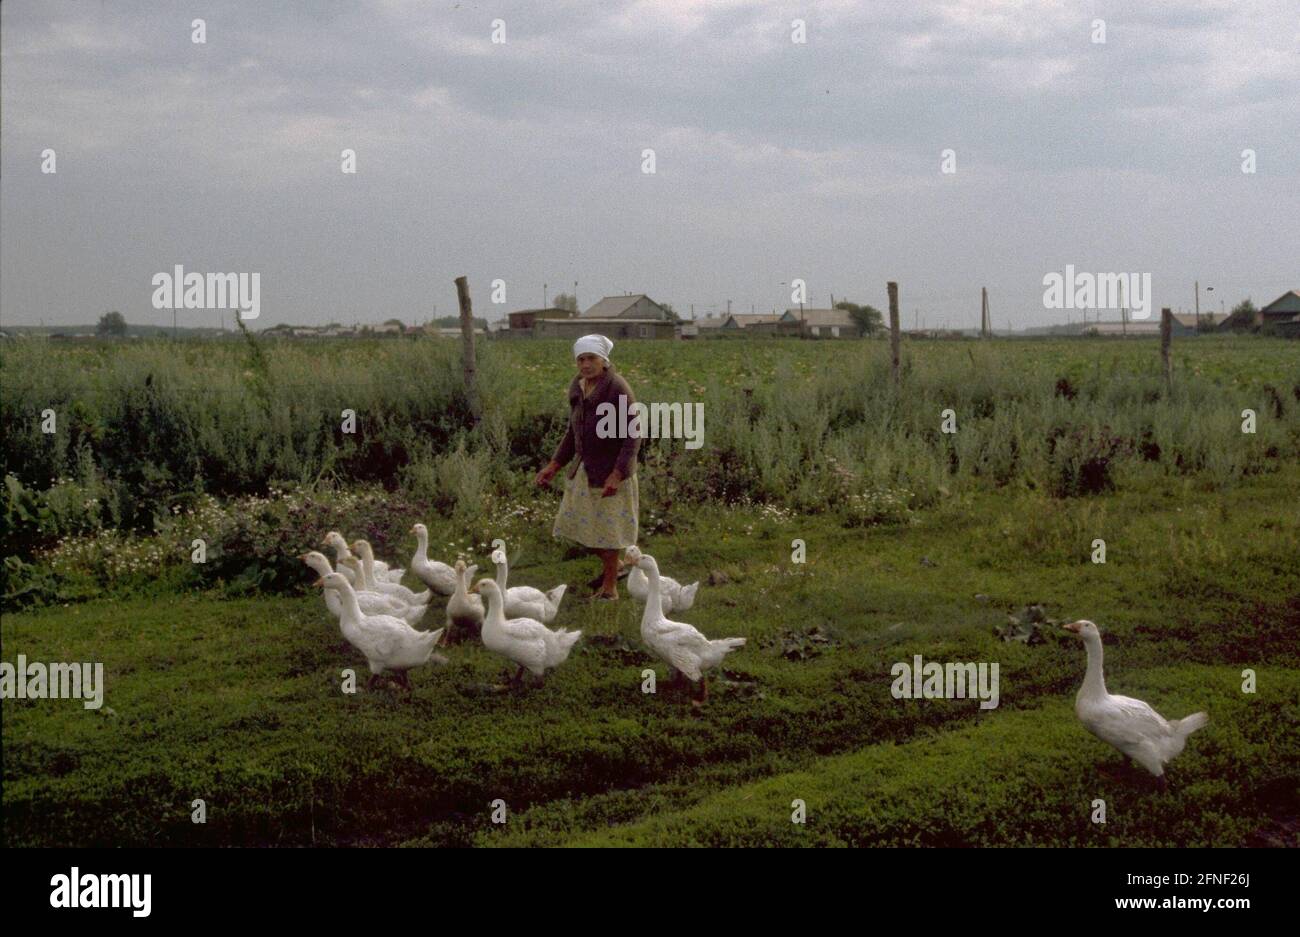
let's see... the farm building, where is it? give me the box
[722,313,784,330]
[534,316,676,340]
[783,307,859,337]
[678,313,729,339]
[500,307,576,339]
[1088,314,1224,337]
[525,294,676,339]
[434,326,488,338]
[1248,290,1300,337]
[580,294,673,321]
[725,308,860,337]
[1218,291,1300,335]
[507,307,576,331]
[1088,321,1161,336]
[1260,290,1300,327]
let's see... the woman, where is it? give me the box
[535,334,640,600]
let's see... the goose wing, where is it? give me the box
[507,585,548,604]
[649,619,712,676]
[352,614,412,660]
[1090,694,1172,746]
[501,615,550,643]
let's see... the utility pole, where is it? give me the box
[544,283,548,309]
[455,276,481,424]
[1194,280,1200,331]
[888,282,901,386]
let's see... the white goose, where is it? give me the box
[322,531,405,585]
[351,540,431,605]
[314,572,446,692]
[490,547,567,623]
[409,523,457,596]
[1064,620,1208,788]
[445,560,485,643]
[471,578,581,686]
[300,552,427,626]
[623,545,699,613]
[634,551,743,706]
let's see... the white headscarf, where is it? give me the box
[573,334,613,363]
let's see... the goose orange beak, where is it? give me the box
[312,578,324,588]
[1062,621,1082,633]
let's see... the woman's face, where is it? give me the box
[575,353,606,380]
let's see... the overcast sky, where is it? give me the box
[2,0,1296,330]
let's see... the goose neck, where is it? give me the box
[482,586,506,629]
[1081,633,1108,698]
[338,580,363,623]
[642,562,665,622]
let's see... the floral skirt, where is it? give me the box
[552,463,639,550]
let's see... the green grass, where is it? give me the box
[6,335,1298,542]
[483,669,1298,847]
[4,465,1297,847]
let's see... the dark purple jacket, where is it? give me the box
[551,367,640,487]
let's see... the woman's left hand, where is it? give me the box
[601,469,623,498]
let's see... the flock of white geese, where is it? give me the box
[300,524,739,705]
[299,524,1208,781]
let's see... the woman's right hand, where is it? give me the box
[535,461,560,488]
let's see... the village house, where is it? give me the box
[721,313,784,331]
[1259,290,1300,336]
[1220,290,1300,337]
[501,307,576,338]
[531,294,676,339]
[724,308,860,337]
[782,307,859,337]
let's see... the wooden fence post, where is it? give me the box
[888,281,901,386]
[455,276,481,424]
[1160,307,1172,393]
